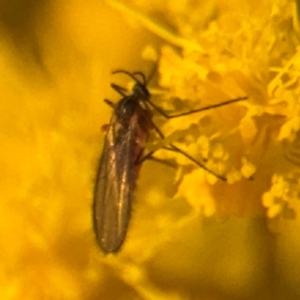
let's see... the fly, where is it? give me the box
[93,70,247,253]
[93,71,152,253]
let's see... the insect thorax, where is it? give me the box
[117,96,137,114]
[132,82,150,100]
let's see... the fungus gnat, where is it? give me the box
[93,70,247,253]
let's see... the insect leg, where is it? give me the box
[136,150,155,164]
[137,141,226,180]
[131,72,147,85]
[146,96,247,119]
[112,70,143,85]
[135,149,177,168]
[163,145,226,181]
[104,99,116,109]
[111,83,128,97]
[113,67,156,86]
[140,103,227,180]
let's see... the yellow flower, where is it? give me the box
[2,0,300,299]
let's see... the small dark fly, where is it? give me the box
[93,70,247,253]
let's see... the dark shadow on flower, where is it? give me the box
[0,0,49,67]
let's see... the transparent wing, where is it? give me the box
[93,116,137,253]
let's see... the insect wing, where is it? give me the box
[93,114,137,253]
